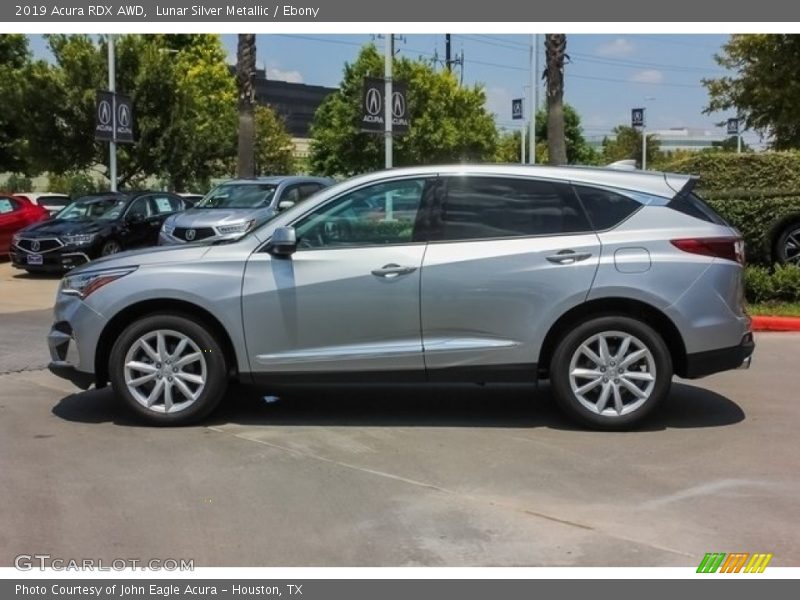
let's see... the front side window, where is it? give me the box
[293,178,430,249]
[426,177,591,242]
[126,197,151,220]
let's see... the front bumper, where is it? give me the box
[11,245,92,272]
[47,295,108,389]
[683,332,755,379]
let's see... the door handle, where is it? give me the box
[546,250,593,264]
[371,263,417,278]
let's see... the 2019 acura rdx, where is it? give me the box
[46,165,753,429]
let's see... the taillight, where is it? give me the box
[671,237,744,265]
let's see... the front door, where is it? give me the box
[241,176,436,377]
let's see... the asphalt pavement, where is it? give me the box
[0,263,798,567]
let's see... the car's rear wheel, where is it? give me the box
[109,314,228,425]
[549,316,672,430]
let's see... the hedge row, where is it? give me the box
[663,152,800,191]
[705,196,800,264]
[660,152,800,265]
[745,264,800,304]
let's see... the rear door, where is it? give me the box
[419,175,601,378]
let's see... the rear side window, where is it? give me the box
[667,191,729,226]
[298,183,323,200]
[428,177,591,242]
[573,185,642,231]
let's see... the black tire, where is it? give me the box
[774,221,800,265]
[100,238,122,256]
[109,313,228,426]
[549,315,672,430]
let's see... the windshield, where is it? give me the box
[196,183,277,209]
[56,196,127,221]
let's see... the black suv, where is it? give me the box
[11,191,187,273]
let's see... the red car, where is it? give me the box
[0,194,49,255]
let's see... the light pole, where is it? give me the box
[107,35,116,191]
[528,34,538,164]
[641,96,656,171]
[384,34,393,169]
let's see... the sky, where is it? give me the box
[28,33,755,145]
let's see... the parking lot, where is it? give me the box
[0,261,798,567]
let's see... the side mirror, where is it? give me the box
[126,212,145,224]
[278,200,295,211]
[268,226,297,257]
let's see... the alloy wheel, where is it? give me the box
[123,329,207,414]
[568,330,657,417]
[783,227,800,264]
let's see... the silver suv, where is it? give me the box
[47,165,753,429]
[159,176,332,245]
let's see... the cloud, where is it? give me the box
[267,67,304,83]
[630,69,664,84]
[596,38,634,57]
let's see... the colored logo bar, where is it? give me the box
[697,553,773,573]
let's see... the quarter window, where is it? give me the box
[426,177,591,241]
[293,178,430,249]
[573,185,642,231]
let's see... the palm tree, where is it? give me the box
[236,34,257,178]
[544,34,568,165]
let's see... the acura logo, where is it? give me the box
[98,100,112,125]
[31,240,40,252]
[392,92,406,118]
[118,103,130,128]
[365,88,382,116]
[185,229,196,241]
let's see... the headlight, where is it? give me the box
[61,267,137,299]
[162,221,175,235]
[216,220,255,235]
[11,233,22,245]
[60,233,96,246]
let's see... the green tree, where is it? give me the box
[254,105,295,175]
[23,34,236,189]
[704,35,800,149]
[602,126,661,168]
[310,45,497,176]
[535,105,598,165]
[0,35,35,173]
[495,105,598,165]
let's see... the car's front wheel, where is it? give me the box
[109,314,228,425]
[549,316,672,430]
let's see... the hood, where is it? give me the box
[18,219,110,237]
[168,207,275,229]
[70,244,212,274]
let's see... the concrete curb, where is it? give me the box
[751,315,800,332]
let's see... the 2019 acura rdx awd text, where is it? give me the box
[46,165,753,429]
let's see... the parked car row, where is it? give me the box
[45,164,753,430]
[6,176,333,273]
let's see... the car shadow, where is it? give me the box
[52,380,745,431]
[10,270,62,280]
